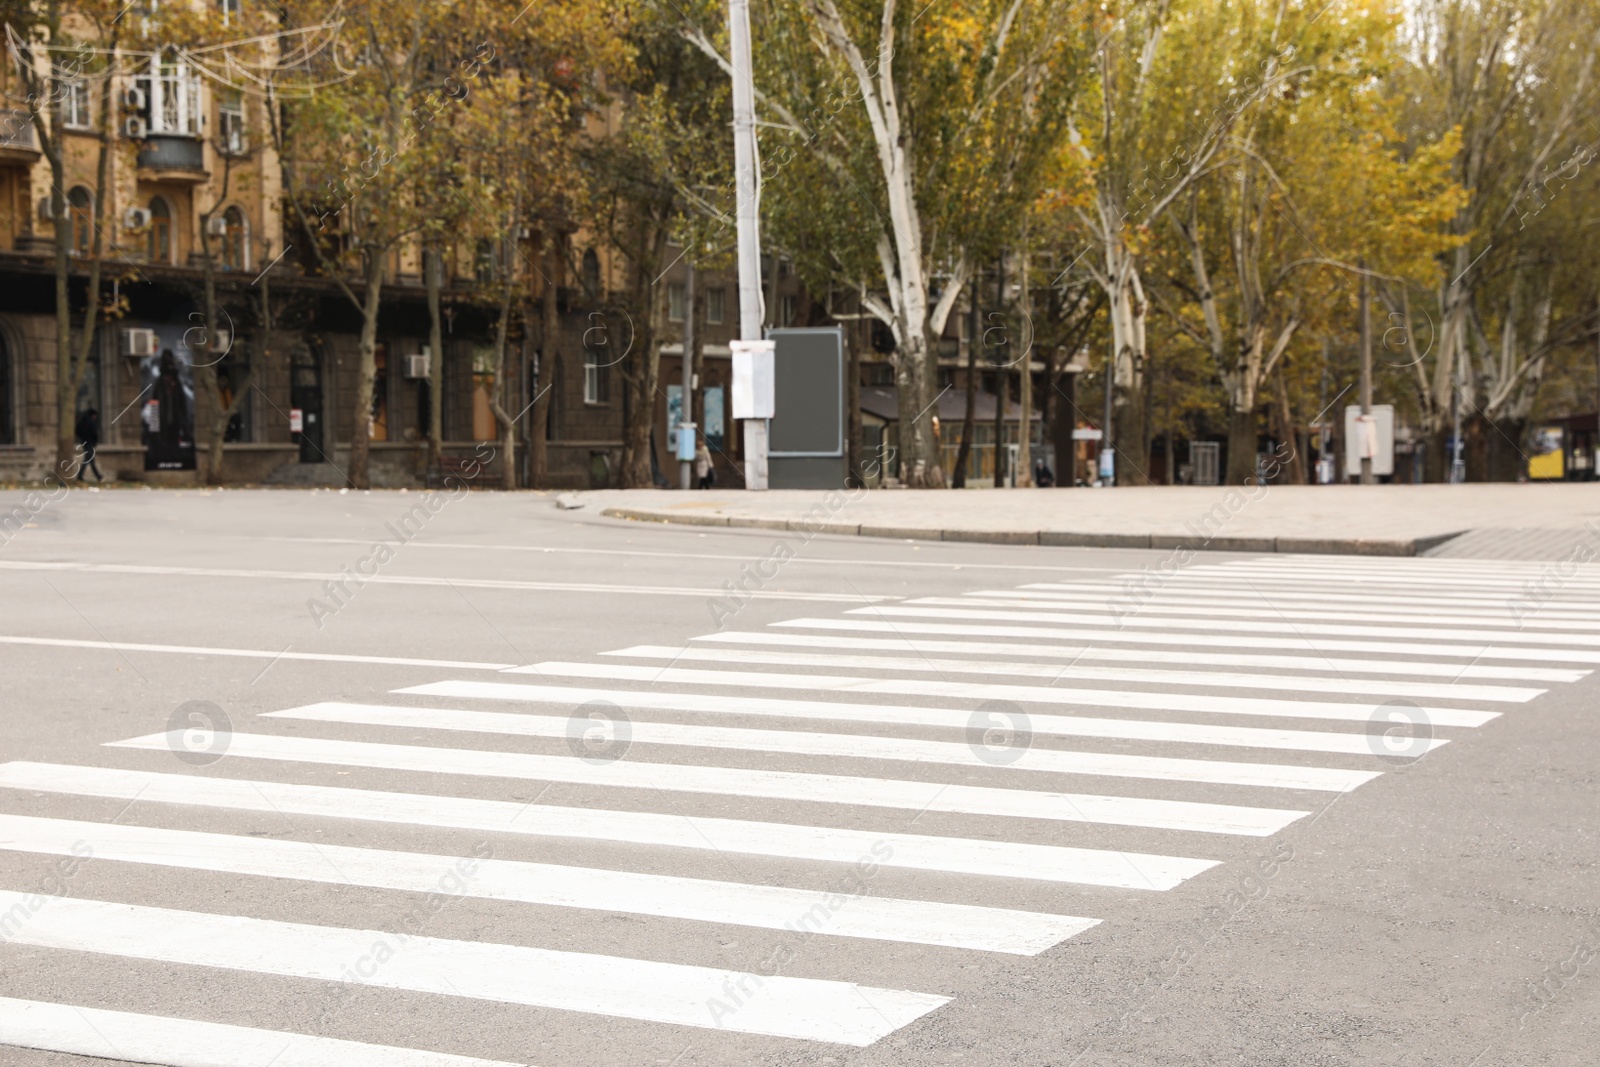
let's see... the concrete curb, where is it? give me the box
[598,507,1467,556]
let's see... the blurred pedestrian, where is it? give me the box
[695,441,715,489]
[75,407,103,482]
[1033,458,1054,488]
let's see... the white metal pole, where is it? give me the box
[729,0,768,490]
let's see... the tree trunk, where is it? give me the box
[992,349,1006,488]
[952,296,978,488]
[426,243,444,474]
[1463,412,1490,483]
[350,253,385,490]
[620,228,664,489]
[1052,367,1077,488]
[1225,405,1257,485]
[488,231,520,491]
[894,327,943,487]
[1103,242,1152,486]
[531,233,558,489]
[1015,246,1033,487]
[1423,425,1449,483]
[1273,369,1306,485]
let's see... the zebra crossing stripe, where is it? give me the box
[1018,581,1600,616]
[394,680,1451,756]
[773,617,1600,665]
[852,606,1600,648]
[104,732,1302,839]
[0,763,1218,886]
[0,997,526,1067]
[0,890,949,1045]
[922,594,1600,635]
[471,667,1500,729]
[268,702,1379,792]
[1018,583,1600,619]
[597,644,1543,703]
[686,630,1586,682]
[0,814,1094,955]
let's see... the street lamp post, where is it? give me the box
[728,0,768,490]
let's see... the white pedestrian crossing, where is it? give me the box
[3,554,1593,1066]
[264,702,1379,792]
[0,998,527,1067]
[105,730,1302,835]
[0,890,949,1045]
[0,814,1092,954]
[597,643,1546,701]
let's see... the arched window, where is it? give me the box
[148,197,171,264]
[581,248,600,295]
[222,206,248,271]
[67,186,92,255]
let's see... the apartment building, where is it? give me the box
[0,31,819,489]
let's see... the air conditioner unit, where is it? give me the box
[205,216,228,237]
[516,225,532,239]
[123,116,147,139]
[200,329,231,353]
[404,353,430,379]
[123,207,152,230]
[122,327,158,358]
[121,87,147,111]
[37,197,57,221]
[219,134,249,157]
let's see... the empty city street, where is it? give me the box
[0,489,1595,1066]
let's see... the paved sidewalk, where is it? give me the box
[583,483,1600,557]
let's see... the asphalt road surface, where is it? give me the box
[0,487,1595,1067]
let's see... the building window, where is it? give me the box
[218,91,246,154]
[148,196,171,263]
[780,293,798,327]
[580,248,600,295]
[218,0,242,24]
[67,186,92,255]
[668,283,686,323]
[707,287,725,325]
[583,344,609,405]
[222,205,248,270]
[137,58,204,136]
[61,73,90,129]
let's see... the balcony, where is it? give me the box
[0,109,39,163]
[137,134,207,181]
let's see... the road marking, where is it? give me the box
[398,680,1452,756]
[924,594,1600,634]
[854,606,1600,648]
[773,617,1600,665]
[599,644,1543,703]
[0,560,891,604]
[479,667,1501,728]
[687,630,1585,682]
[0,997,524,1067]
[1021,581,1600,618]
[106,731,1300,839]
[0,635,515,671]
[0,762,1213,886]
[0,813,1092,955]
[0,890,949,1046]
[268,702,1379,793]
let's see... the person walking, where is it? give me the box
[75,407,104,482]
[694,441,715,489]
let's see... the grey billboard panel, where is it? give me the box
[767,327,843,456]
